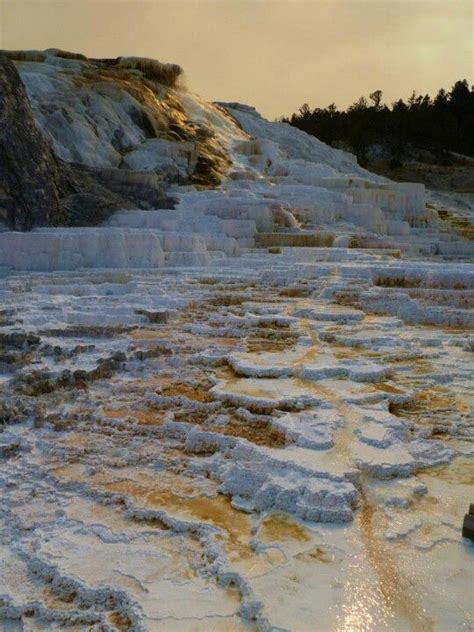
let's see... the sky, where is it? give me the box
[0,0,472,119]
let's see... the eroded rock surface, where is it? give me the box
[0,249,472,630]
[0,54,68,229]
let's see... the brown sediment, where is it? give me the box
[173,397,286,447]
[256,232,334,248]
[58,431,100,448]
[42,590,76,611]
[215,415,287,448]
[255,321,291,330]
[108,611,132,632]
[225,586,243,603]
[207,294,246,306]
[99,479,149,497]
[119,376,170,394]
[212,336,241,346]
[295,545,335,563]
[278,287,312,298]
[334,292,361,308]
[373,276,422,288]
[245,330,299,353]
[103,407,165,425]
[333,347,384,361]
[196,278,221,285]
[396,323,474,334]
[161,372,287,446]
[440,325,474,333]
[358,502,434,630]
[160,382,214,402]
[95,471,251,542]
[386,355,434,377]
[373,382,404,394]
[390,387,470,419]
[246,338,296,353]
[128,328,170,340]
[174,409,210,426]
[51,462,86,482]
[436,208,474,242]
[413,360,433,375]
[146,490,252,542]
[424,457,474,486]
[259,513,310,542]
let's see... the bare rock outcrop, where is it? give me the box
[0,54,68,229]
[0,54,173,230]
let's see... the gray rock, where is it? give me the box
[0,54,68,229]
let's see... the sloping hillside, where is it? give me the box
[4,48,473,270]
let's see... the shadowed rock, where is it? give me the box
[0,54,68,229]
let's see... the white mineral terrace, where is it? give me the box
[0,61,473,631]
[1,247,473,631]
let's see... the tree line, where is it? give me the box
[282,80,474,166]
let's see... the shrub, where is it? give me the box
[116,56,183,87]
[49,49,88,61]
[0,50,46,62]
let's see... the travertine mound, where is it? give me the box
[0,49,235,233]
[1,48,473,272]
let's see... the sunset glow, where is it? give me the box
[1,0,472,117]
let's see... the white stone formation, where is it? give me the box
[3,54,471,271]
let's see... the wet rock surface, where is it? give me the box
[0,254,472,631]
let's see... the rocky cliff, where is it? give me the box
[0,49,236,231]
[0,54,68,229]
[3,47,471,272]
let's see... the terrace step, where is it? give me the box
[256,232,335,248]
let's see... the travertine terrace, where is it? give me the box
[0,51,473,631]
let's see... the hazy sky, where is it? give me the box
[1,0,472,118]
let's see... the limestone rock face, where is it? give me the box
[9,50,234,188]
[2,47,471,274]
[0,54,68,230]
